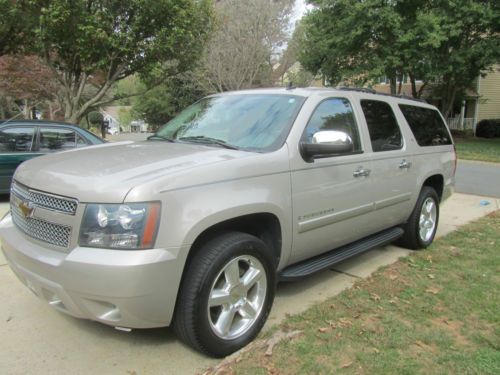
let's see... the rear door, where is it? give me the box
[356,99,417,229]
[0,126,42,192]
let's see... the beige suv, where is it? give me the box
[0,88,455,357]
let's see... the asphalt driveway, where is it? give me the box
[1,193,498,375]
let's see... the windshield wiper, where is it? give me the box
[179,136,239,150]
[147,134,176,142]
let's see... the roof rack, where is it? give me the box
[336,87,377,94]
[335,86,427,103]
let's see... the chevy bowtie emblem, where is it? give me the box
[19,201,35,218]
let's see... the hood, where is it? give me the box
[14,141,254,202]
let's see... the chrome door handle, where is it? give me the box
[399,160,412,169]
[353,167,371,178]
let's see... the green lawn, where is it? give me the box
[210,212,500,375]
[455,137,500,163]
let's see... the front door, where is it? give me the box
[289,97,377,264]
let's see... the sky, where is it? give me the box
[292,0,313,24]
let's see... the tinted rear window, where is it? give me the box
[360,100,403,152]
[399,105,452,146]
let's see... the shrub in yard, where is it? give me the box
[475,119,500,138]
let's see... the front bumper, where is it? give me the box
[0,213,187,329]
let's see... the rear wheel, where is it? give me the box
[173,232,275,357]
[399,186,439,250]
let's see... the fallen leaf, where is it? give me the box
[326,320,337,328]
[426,287,440,295]
[264,330,302,356]
[341,361,353,368]
[415,340,426,348]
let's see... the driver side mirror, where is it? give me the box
[300,130,354,162]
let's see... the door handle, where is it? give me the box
[353,167,371,178]
[399,159,412,169]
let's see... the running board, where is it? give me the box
[279,227,404,281]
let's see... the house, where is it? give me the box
[101,106,123,133]
[372,65,500,132]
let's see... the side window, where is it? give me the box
[303,98,362,153]
[39,128,76,152]
[399,105,452,146]
[361,100,403,152]
[0,127,35,152]
[76,134,89,148]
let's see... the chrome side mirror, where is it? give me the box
[300,130,354,162]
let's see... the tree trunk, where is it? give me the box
[390,76,397,95]
[24,99,30,119]
[409,72,418,98]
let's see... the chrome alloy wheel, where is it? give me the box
[419,197,437,242]
[208,255,267,340]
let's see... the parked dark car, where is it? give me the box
[0,120,104,193]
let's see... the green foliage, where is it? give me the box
[455,137,500,163]
[0,0,37,56]
[87,111,103,125]
[133,73,205,128]
[118,107,133,127]
[299,0,500,115]
[26,0,213,122]
[225,212,500,374]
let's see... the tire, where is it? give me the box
[398,186,440,250]
[173,232,276,357]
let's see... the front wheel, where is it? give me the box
[398,186,440,250]
[173,232,276,357]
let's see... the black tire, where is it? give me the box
[398,186,440,250]
[173,232,276,357]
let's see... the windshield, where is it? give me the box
[153,94,305,152]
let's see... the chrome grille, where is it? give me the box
[11,181,78,215]
[11,202,71,248]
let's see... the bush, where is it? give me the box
[476,119,500,138]
[87,111,103,125]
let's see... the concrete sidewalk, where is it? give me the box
[0,193,498,375]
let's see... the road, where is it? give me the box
[455,160,500,198]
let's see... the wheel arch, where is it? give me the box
[421,174,444,201]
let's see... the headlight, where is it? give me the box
[79,202,161,250]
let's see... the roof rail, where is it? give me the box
[336,87,377,94]
[336,86,427,103]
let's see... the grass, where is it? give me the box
[454,137,500,163]
[211,212,500,375]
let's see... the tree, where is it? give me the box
[133,72,205,129]
[202,0,294,92]
[0,55,60,118]
[299,0,500,116]
[30,0,213,123]
[0,0,37,56]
